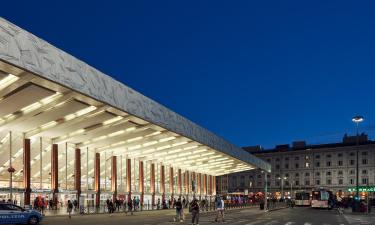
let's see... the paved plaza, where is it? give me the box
[36,207,375,225]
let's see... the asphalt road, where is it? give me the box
[39,207,374,225]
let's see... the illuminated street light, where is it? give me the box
[352,115,364,212]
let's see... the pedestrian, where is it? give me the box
[108,200,114,216]
[67,200,73,219]
[174,198,183,222]
[127,199,133,215]
[190,199,200,225]
[73,199,78,211]
[157,198,161,210]
[214,196,225,223]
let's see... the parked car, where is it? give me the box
[0,203,43,224]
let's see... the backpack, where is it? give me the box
[216,199,222,209]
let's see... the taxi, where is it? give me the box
[0,203,43,224]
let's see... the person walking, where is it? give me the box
[67,200,73,219]
[127,198,133,215]
[108,200,114,216]
[190,199,200,225]
[174,198,183,222]
[214,196,225,223]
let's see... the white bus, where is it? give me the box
[311,189,332,209]
[295,191,311,206]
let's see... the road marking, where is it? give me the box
[304,223,312,225]
[246,220,267,225]
[264,220,279,225]
[284,222,295,225]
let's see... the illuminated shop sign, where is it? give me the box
[347,186,375,192]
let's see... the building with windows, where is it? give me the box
[217,134,374,199]
[0,17,270,209]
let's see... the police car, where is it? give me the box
[0,203,43,224]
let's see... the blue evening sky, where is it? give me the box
[3,1,375,148]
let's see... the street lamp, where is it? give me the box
[352,115,364,212]
[278,176,287,200]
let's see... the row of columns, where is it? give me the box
[22,139,216,207]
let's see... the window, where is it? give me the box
[338,161,343,166]
[276,181,280,186]
[350,179,354,185]
[326,171,331,176]
[295,180,299,186]
[362,178,368,185]
[285,157,289,161]
[350,160,355,165]
[362,170,367,175]
[295,173,299,177]
[362,159,368,165]
[285,164,289,169]
[295,163,299,168]
[305,162,310,168]
[266,158,271,162]
[350,152,355,157]
[362,151,368,156]
[285,173,289,178]
[350,170,355,175]
[285,181,290,186]
[315,155,320,159]
[305,180,310,185]
[326,161,331,167]
[326,154,331,158]
[338,170,343,176]
[257,174,262,179]
[327,179,332,185]
[315,162,320,167]
[338,153,343,157]
[276,158,280,162]
[316,172,320,176]
[305,172,310,177]
[276,165,280,170]
[338,179,343,185]
[249,175,253,180]
[316,180,320,185]
[257,181,262,186]
[295,156,300,160]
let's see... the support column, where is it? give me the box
[150,163,155,208]
[177,169,182,196]
[203,174,207,196]
[94,153,100,208]
[126,158,131,202]
[197,173,202,198]
[169,167,174,199]
[23,139,31,206]
[160,165,165,201]
[192,172,196,195]
[51,144,59,207]
[208,175,212,196]
[213,176,216,196]
[185,171,190,195]
[139,161,144,207]
[111,156,117,201]
[75,148,81,205]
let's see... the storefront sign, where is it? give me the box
[347,186,375,192]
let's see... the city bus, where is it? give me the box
[311,189,333,209]
[295,191,311,206]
